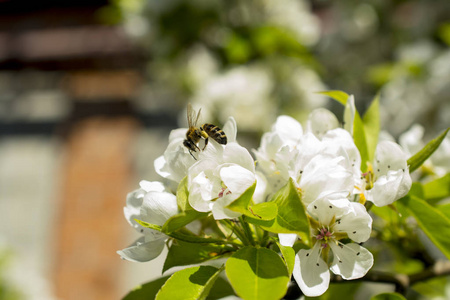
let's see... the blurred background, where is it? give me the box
[0,0,448,299]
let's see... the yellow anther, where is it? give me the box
[359,193,367,205]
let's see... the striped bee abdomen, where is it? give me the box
[202,123,227,144]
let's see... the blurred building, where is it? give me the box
[0,1,174,299]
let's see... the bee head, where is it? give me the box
[183,139,196,152]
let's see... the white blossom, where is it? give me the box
[284,195,373,297]
[154,128,196,183]
[188,142,256,219]
[364,141,412,206]
[291,153,354,206]
[253,115,303,194]
[255,117,356,205]
[306,108,339,139]
[155,117,237,183]
[117,180,178,262]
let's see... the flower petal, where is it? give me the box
[155,141,195,183]
[344,95,356,135]
[256,131,283,160]
[168,128,188,142]
[117,237,165,262]
[273,115,303,146]
[139,180,165,193]
[222,116,237,143]
[279,233,297,247]
[124,188,147,229]
[188,171,216,212]
[220,165,255,195]
[399,124,425,156]
[329,243,373,280]
[211,194,242,220]
[292,133,323,173]
[299,155,353,206]
[307,194,351,226]
[198,139,224,161]
[373,141,409,176]
[140,191,178,226]
[154,155,170,178]
[293,243,330,297]
[365,168,411,207]
[253,171,268,204]
[223,142,255,173]
[322,128,362,176]
[334,202,372,243]
[307,108,339,139]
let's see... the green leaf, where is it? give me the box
[341,95,369,169]
[225,247,290,300]
[123,275,235,300]
[248,202,278,220]
[423,174,450,202]
[162,176,209,233]
[156,266,223,300]
[370,292,406,300]
[123,276,170,300]
[135,219,162,232]
[205,276,236,300]
[245,179,310,245]
[412,276,449,299]
[163,240,232,273]
[225,33,252,63]
[162,210,208,234]
[353,109,369,170]
[408,182,425,199]
[227,182,276,220]
[362,93,380,162]
[177,176,190,210]
[226,181,256,213]
[276,242,295,275]
[438,203,450,219]
[317,90,349,106]
[407,128,449,173]
[319,90,371,168]
[398,195,450,260]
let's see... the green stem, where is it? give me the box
[260,229,270,247]
[364,201,374,212]
[222,219,251,246]
[135,219,242,247]
[240,216,256,246]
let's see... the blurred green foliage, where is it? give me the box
[0,249,23,300]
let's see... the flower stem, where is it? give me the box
[240,216,256,246]
[135,219,242,247]
[222,219,251,246]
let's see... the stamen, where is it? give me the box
[316,247,323,266]
[337,241,360,255]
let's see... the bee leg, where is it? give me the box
[202,137,208,150]
[189,150,197,160]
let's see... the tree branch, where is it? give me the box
[331,260,450,295]
[409,260,450,284]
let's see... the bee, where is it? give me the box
[183,103,227,159]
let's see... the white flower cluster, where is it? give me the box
[254,109,411,296]
[118,100,413,297]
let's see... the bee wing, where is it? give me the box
[195,108,202,127]
[187,103,197,128]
